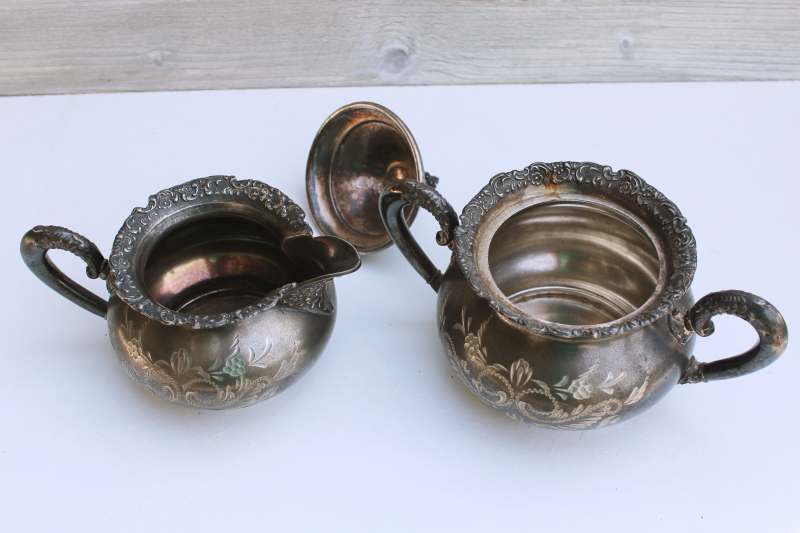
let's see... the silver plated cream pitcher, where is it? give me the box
[380,161,788,430]
[21,176,360,409]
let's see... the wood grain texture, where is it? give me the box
[2,0,799,96]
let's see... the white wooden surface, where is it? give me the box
[1,0,800,96]
[1,82,799,531]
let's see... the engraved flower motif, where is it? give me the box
[464,333,486,365]
[223,356,246,378]
[509,359,533,389]
[155,348,197,376]
[171,349,192,375]
[567,379,594,400]
[617,175,640,196]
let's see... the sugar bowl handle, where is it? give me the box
[679,290,788,384]
[21,225,109,318]
[379,179,459,293]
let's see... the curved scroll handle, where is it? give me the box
[379,179,459,293]
[679,290,788,384]
[20,225,109,318]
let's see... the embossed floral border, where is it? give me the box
[453,162,697,338]
[108,176,313,329]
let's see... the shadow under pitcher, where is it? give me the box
[21,176,360,409]
[380,161,788,430]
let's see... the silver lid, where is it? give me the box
[306,102,426,254]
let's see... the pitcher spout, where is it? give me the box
[282,234,361,284]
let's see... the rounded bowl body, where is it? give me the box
[438,264,695,429]
[108,280,337,409]
[437,162,699,429]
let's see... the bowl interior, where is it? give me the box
[488,201,661,326]
[144,216,307,315]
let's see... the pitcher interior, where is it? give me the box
[143,216,307,315]
[487,201,661,326]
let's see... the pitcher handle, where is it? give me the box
[20,225,109,318]
[679,290,788,384]
[379,179,459,293]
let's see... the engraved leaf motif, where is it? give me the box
[554,376,570,388]
[577,364,598,380]
[477,317,491,343]
[273,345,300,381]
[247,337,273,368]
[208,357,222,372]
[167,349,192,375]
[509,359,533,388]
[216,385,236,403]
[624,378,649,405]
[161,385,176,402]
[532,380,550,395]
[234,380,268,409]
[478,387,508,406]
[261,386,278,401]
[226,337,241,361]
[453,306,470,335]
[597,415,620,428]
[597,371,627,394]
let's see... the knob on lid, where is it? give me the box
[306,102,425,254]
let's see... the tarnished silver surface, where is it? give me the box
[21,176,361,409]
[306,101,437,254]
[380,161,788,430]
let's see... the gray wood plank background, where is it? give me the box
[2,0,799,96]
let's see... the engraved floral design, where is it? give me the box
[509,359,533,389]
[549,369,627,401]
[455,309,490,366]
[563,378,593,400]
[280,280,334,315]
[116,311,299,410]
[222,357,246,378]
[444,306,649,430]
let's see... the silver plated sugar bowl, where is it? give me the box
[379,161,788,429]
[21,176,360,409]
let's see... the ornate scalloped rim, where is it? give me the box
[453,162,697,339]
[108,176,313,329]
